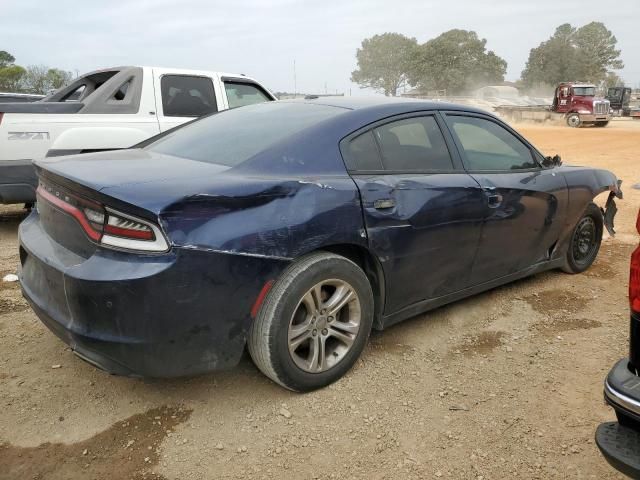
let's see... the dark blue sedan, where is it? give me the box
[19,98,621,391]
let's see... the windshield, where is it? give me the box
[147,102,345,166]
[573,87,596,96]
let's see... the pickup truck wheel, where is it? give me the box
[566,113,582,128]
[562,202,603,274]
[248,252,374,392]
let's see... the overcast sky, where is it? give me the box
[2,0,639,95]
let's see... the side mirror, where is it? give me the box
[542,154,562,168]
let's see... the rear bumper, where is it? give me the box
[604,359,640,423]
[0,159,37,204]
[19,211,289,377]
[596,358,640,478]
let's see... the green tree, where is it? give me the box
[351,33,418,96]
[45,68,73,91]
[22,65,73,94]
[521,22,623,86]
[573,22,624,82]
[0,65,26,92]
[408,30,507,95]
[0,50,25,92]
[0,50,16,68]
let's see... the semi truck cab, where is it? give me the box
[606,87,633,116]
[552,82,611,127]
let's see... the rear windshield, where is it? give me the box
[147,102,344,166]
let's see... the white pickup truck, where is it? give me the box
[0,66,276,205]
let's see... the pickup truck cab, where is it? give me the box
[0,66,276,205]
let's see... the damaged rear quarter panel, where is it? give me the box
[160,176,366,259]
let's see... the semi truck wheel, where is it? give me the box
[566,113,582,128]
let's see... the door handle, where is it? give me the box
[374,198,396,210]
[486,193,503,208]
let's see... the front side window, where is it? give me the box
[161,75,218,117]
[447,116,537,171]
[224,82,271,109]
[372,116,453,171]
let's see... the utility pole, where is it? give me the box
[293,60,297,98]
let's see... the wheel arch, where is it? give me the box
[314,243,386,331]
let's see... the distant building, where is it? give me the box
[474,85,520,100]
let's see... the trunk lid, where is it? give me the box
[36,149,231,215]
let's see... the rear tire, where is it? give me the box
[562,202,603,274]
[248,251,374,392]
[566,113,582,128]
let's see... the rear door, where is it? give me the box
[442,112,568,284]
[153,69,223,132]
[342,112,486,315]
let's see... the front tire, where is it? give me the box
[562,202,603,274]
[248,252,374,392]
[566,113,582,128]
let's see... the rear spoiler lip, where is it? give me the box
[35,165,160,223]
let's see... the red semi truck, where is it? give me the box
[495,82,612,128]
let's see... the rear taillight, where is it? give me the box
[631,210,640,313]
[101,208,167,251]
[36,183,168,253]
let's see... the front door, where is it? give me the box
[442,113,568,284]
[342,113,486,315]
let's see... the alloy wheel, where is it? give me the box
[288,279,362,373]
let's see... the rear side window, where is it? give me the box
[446,115,536,171]
[148,102,343,167]
[373,116,453,171]
[347,131,383,170]
[224,82,271,108]
[161,75,218,117]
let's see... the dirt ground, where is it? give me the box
[1,119,639,479]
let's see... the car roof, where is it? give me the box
[278,95,491,116]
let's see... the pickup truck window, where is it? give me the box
[161,75,218,117]
[224,82,272,108]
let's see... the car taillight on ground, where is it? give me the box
[36,182,168,253]
[631,210,640,313]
